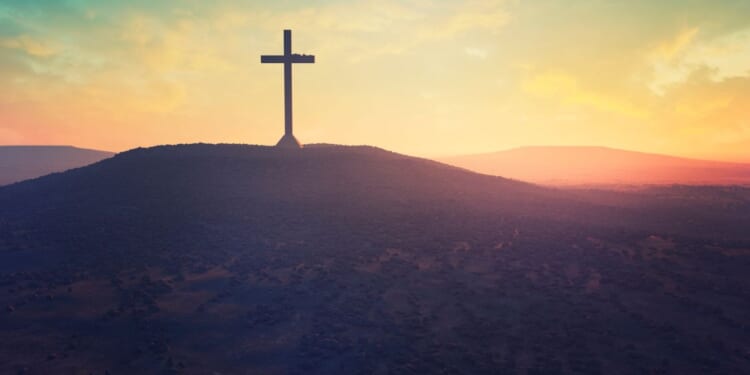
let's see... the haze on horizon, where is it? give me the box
[1,1,749,162]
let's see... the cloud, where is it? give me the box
[653,27,699,61]
[522,70,649,118]
[685,28,750,80]
[464,47,488,59]
[208,0,510,62]
[119,14,234,73]
[0,35,57,57]
[289,1,423,33]
[436,0,508,37]
[208,0,424,35]
[649,27,750,95]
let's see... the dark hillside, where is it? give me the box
[0,144,749,374]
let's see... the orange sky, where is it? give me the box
[1,1,749,162]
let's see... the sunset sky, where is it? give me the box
[1,0,749,161]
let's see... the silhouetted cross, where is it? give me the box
[261,29,315,148]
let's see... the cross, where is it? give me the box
[261,29,315,148]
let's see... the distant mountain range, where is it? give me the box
[0,145,114,186]
[439,146,750,186]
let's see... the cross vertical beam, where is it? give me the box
[261,29,315,148]
[283,30,292,136]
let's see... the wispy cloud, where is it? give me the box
[653,27,699,61]
[464,47,488,59]
[648,27,750,95]
[0,34,57,57]
[523,70,649,118]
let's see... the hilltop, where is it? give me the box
[440,146,750,186]
[0,145,113,186]
[0,143,749,374]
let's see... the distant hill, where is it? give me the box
[0,145,113,186]
[0,144,749,374]
[440,146,750,186]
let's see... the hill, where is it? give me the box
[440,146,750,186]
[0,145,114,186]
[0,144,749,374]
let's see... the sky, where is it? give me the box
[1,0,749,162]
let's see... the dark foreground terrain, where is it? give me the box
[0,144,749,374]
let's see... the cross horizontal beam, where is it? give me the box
[261,54,315,64]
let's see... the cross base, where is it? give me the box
[276,133,303,149]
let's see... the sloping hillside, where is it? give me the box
[0,144,748,374]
